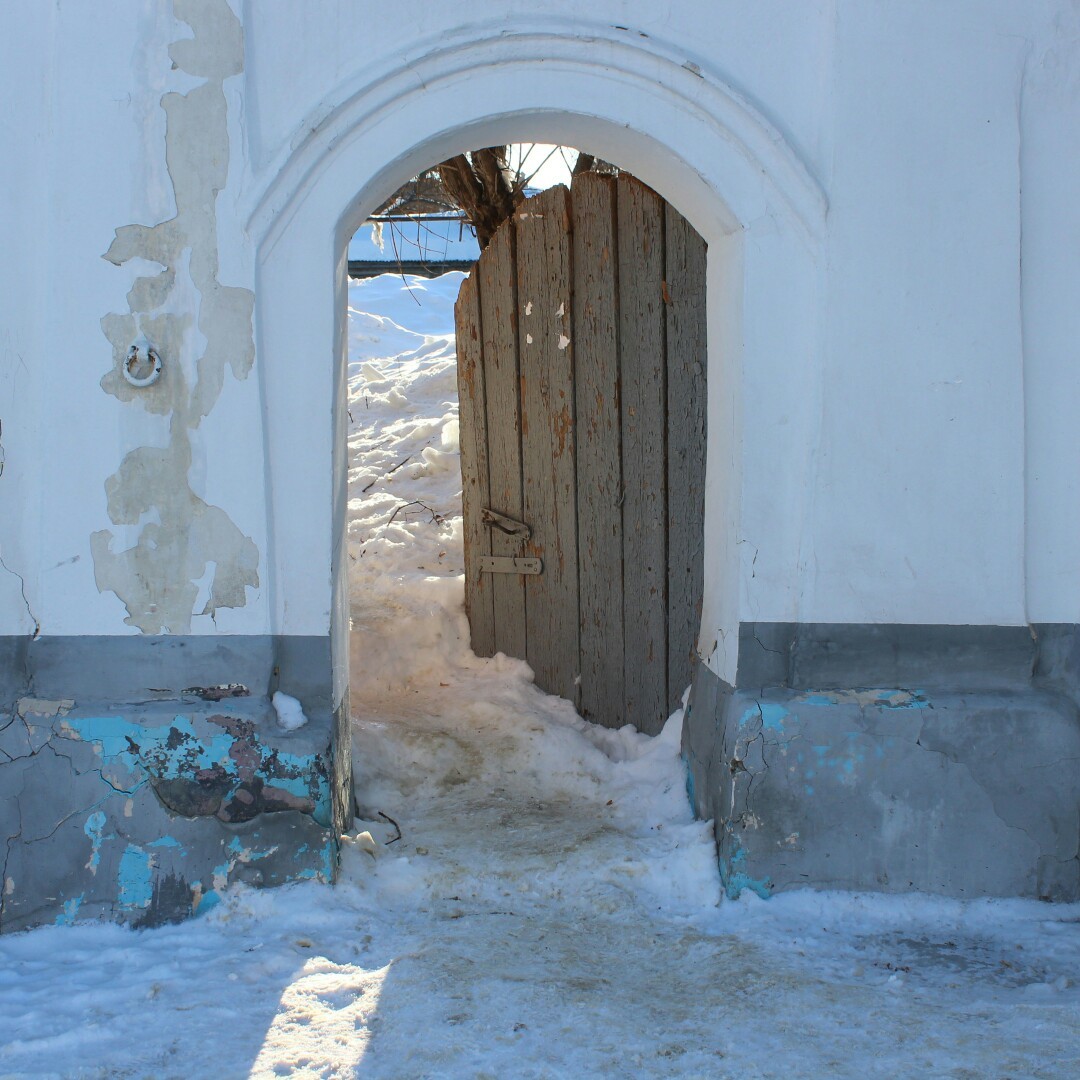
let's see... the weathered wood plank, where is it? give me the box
[516,186,580,705]
[571,173,624,728]
[617,174,668,734]
[665,204,708,712]
[478,220,528,661]
[454,272,495,656]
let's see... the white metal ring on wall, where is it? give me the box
[123,344,163,387]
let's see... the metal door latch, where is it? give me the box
[481,508,531,540]
[478,556,543,575]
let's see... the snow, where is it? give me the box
[1,272,1078,1077]
[272,691,308,731]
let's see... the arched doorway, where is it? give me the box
[246,28,826,822]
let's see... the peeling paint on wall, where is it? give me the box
[0,700,337,933]
[57,712,333,827]
[94,0,258,633]
[117,844,154,910]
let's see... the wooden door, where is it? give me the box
[456,173,706,736]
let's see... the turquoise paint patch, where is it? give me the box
[719,837,772,900]
[55,895,84,927]
[294,839,337,883]
[84,811,107,873]
[148,836,184,850]
[321,838,336,882]
[196,890,221,915]
[739,703,789,732]
[724,871,772,900]
[808,738,865,780]
[759,703,788,731]
[224,837,277,864]
[682,753,697,811]
[65,715,238,777]
[117,845,153,909]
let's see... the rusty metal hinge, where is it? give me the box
[478,556,543,575]
[481,507,531,540]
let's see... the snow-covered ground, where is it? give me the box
[2,272,1078,1078]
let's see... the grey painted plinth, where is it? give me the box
[682,624,1080,901]
[0,697,347,933]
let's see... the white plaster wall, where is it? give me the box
[0,4,158,637]
[0,4,51,637]
[1,1,1078,668]
[1020,6,1080,623]
[0,2,268,639]
[805,7,1030,625]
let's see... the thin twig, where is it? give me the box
[390,225,422,305]
[516,144,563,193]
[377,811,402,845]
[362,453,413,493]
[387,499,444,526]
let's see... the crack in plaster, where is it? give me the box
[94,0,258,634]
[912,731,1051,860]
[0,548,40,639]
[751,629,787,657]
[16,749,116,847]
[911,719,1077,864]
[0,723,143,833]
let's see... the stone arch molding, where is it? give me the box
[247,25,827,246]
[251,24,827,686]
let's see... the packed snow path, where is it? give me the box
[1,274,1078,1078]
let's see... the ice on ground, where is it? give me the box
[1,272,1078,1079]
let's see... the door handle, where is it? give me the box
[481,507,532,540]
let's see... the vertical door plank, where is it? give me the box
[454,272,495,656]
[572,173,624,728]
[618,174,668,735]
[665,205,708,712]
[478,221,528,660]
[516,186,580,705]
